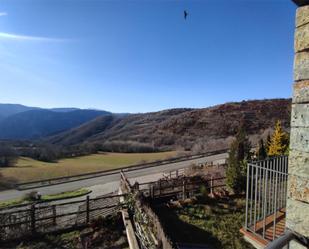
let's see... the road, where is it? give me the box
[0,152,227,201]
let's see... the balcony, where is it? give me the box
[240,156,289,249]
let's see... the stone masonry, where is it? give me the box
[287,2,309,248]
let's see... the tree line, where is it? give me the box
[226,120,289,194]
[0,140,159,167]
[0,120,289,175]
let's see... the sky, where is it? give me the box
[0,0,296,113]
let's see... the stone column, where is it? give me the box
[287,1,309,248]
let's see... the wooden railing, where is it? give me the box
[0,194,124,241]
[119,169,227,249]
[139,176,226,200]
[1,164,228,244]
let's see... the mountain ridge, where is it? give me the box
[0,107,111,140]
[45,98,292,152]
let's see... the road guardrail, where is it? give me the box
[16,149,228,190]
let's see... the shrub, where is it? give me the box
[256,139,267,160]
[199,185,209,197]
[0,173,17,190]
[226,126,251,194]
[0,145,17,167]
[37,146,59,162]
[100,140,157,153]
[23,191,39,202]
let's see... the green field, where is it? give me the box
[0,151,177,183]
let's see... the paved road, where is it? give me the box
[0,153,227,201]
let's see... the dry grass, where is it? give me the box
[0,151,177,183]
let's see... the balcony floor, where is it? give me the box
[240,209,286,248]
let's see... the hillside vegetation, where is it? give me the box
[47,99,291,152]
[0,109,110,140]
[0,99,291,160]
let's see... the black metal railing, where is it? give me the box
[245,156,288,242]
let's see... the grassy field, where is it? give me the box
[0,188,90,208]
[0,151,177,183]
[154,195,254,249]
[41,188,90,201]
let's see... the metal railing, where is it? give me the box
[265,230,294,249]
[265,229,308,249]
[245,156,288,242]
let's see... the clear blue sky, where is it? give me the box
[0,0,296,113]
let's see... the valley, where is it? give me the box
[0,2,305,248]
[0,151,177,183]
[0,99,291,159]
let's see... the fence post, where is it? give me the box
[151,185,154,199]
[159,179,161,197]
[135,182,139,191]
[182,178,186,200]
[52,205,56,226]
[30,204,36,234]
[210,176,213,196]
[86,195,90,224]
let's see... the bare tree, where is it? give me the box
[0,145,17,167]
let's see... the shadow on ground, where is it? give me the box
[153,204,222,249]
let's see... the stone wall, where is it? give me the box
[287,3,309,246]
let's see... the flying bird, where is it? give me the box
[184,10,188,20]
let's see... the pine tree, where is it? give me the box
[257,139,267,160]
[268,120,289,156]
[226,126,251,194]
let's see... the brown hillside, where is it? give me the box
[47,99,291,152]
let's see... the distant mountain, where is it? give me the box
[47,99,291,152]
[0,109,111,140]
[47,109,191,146]
[0,104,38,121]
[47,114,121,145]
[49,108,80,113]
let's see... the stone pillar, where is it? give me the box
[287,1,309,248]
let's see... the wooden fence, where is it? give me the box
[139,175,226,200]
[1,165,227,244]
[120,170,227,249]
[0,194,123,241]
